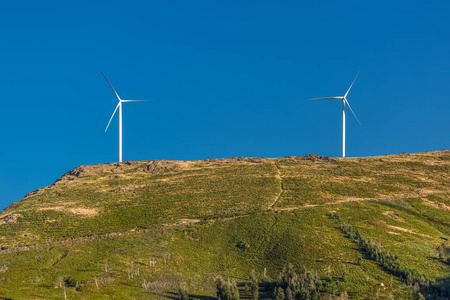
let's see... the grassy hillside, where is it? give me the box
[0,151,449,299]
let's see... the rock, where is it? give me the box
[24,189,40,198]
[236,241,250,250]
[56,166,89,181]
[143,160,180,173]
[144,161,166,173]
[303,154,336,162]
[2,214,18,224]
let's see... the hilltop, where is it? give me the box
[0,151,449,299]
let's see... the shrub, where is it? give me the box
[249,271,259,300]
[274,287,285,300]
[339,222,432,290]
[276,264,322,300]
[178,288,189,300]
[216,276,240,300]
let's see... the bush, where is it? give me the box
[276,264,322,300]
[178,288,189,300]
[338,221,439,295]
[274,287,285,300]
[249,271,259,300]
[216,276,240,300]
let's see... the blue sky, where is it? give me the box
[0,0,449,210]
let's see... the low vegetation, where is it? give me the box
[0,151,448,298]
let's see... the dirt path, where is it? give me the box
[2,190,447,255]
[271,191,448,212]
[269,162,284,209]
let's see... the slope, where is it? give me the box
[0,151,449,299]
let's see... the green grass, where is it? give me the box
[0,151,449,298]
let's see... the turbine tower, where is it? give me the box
[103,72,150,163]
[310,72,361,158]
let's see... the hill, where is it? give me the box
[0,151,449,299]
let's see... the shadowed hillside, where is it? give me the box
[0,151,449,299]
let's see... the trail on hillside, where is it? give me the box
[271,190,449,212]
[1,189,447,255]
[269,161,284,209]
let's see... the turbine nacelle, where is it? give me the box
[308,72,361,124]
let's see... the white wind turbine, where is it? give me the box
[310,72,361,158]
[103,72,150,163]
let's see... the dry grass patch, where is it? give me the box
[383,211,404,221]
[39,206,65,212]
[384,224,432,239]
[68,208,98,216]
[37,206,98,217]
[387,231,401,235]
[421,198,450,211]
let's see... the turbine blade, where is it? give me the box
[101,72,121,101]
[344,71,360,98]
[309,97,343,100]
[105,102,120,132]
[121,100,153,102]
[344,98,361,125]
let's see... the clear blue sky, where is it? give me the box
[1,0,449,210]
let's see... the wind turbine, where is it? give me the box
[309,72,361,158]
[102,72,150,163]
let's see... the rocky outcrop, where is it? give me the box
[2,214,18,224]
[302,154,336,162]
